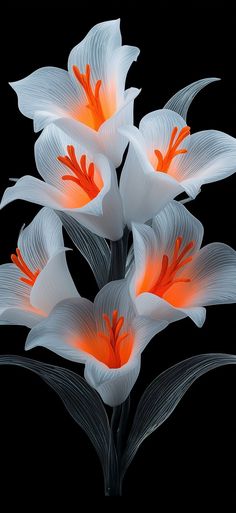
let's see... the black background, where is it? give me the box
[0,5,236,507]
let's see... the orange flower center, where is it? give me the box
[11,248,40,286]
[58,145,102,203]
[149,236,195,297]
[154,126,190,173]
[73,64,106,131]
[73,310,134,369]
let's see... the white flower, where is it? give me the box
[25,280,167,406]
[0,208,78,328]
[120,109,236,225]
[130,201,236,327]
[10,20,140,167]
[0,124,124,241]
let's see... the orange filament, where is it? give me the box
[73,64,106,131]
[154,126,190,173]
[98,309,130,368]
[150,236,195,297]
[11,248,40,286]
[58,145,100,200]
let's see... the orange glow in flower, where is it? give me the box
[73,64,116,131]
[73,310,134,368]
[137,236,196,307]
[57,145,103,208]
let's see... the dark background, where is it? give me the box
[0,5,235,507]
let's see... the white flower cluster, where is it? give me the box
[1,20,236,406]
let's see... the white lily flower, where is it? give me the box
[130,201,236,327]
[120,109,236,225]
[0,124,124,241]
[25,280,167,406]
[0,208,78,328]
[10,20,140,167]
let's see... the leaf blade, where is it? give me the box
[123,353,236,473]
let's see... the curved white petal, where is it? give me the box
[0,176,67,210]
[0,264,44,327]
[164,77,220,120]
[111,45,140,106]
[17,207,64,272]
[134,292,206,327]
[10,67,79,132]
[99,87,140,166]
[188,243,236,306]
[84,354,141,407]
[30,249,79,315]
[131,223,159,293]
[152,201,204,255]
[174,130,236,198]
[0,307,44,328]
[120,126,183,226]
[25,297,96,363]
[131,315,168,355]
[68,20,121,94]
[0,263,30,310]
[139,109,188,156]
[94,279,135,333]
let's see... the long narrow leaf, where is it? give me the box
[123,353,236,474]
[164,78,220,120]
[58,212,111,289]
[0,355,110,475]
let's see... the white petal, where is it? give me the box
[53,117,101,155]
[0,176,67,210]
[174,130,236,198]
[120,126,183,226]
[131,223,159,293]
[0,263,29,307]
[131,315,168,355]
[84,355,141,407]
[164,78,220,120]
[30,249,79,315]
[10,67,79,132]
[139,109,187,156]
[188,243,236,306]
[0,307,43,328]
[25,297,96,363]
[111,45,140,106]
[0,264,43,328]
[134,293,206,327]
[94,279,135,333]
[99,87,140,166]
[68,20,121,94]
[17,207,64,272]
[152,200,204,255]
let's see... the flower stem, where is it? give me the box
[108,227,129,281]
[104,398,130,496]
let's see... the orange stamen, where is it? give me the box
[73,64,105,131]
[58,146,100,200]
[150,237,195,297]
[154,126,190,173]
[98,309,129,368]
[11,248,40,286]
